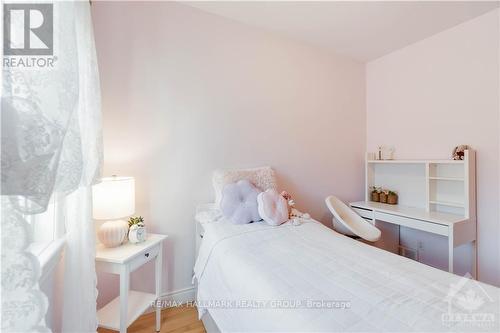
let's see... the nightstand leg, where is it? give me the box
[120,266,130,333]
[155,243,163,332]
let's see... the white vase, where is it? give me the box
[98,220,128,247]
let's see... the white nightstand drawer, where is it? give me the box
[129,243,160,272]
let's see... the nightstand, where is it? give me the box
[96,234,167,333]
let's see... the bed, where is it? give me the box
[193,215,500,332]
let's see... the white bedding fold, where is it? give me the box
[194,220,278,283]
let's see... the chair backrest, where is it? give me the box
[325,195,381,242]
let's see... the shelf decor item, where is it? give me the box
[387,191,398,205]
[452,144,469,160]
[93,176,135,247]
[128,216,147,244]
[379,190,388,203]
[371,186,381,202]
[381,146,395,160]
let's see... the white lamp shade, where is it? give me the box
[93,176,135,220]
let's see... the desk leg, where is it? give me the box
[120,265,130,333]
[155,243,163,332]
[448,231,454,274]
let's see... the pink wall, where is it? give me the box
[92,2,366,306]
[367,9,500,286]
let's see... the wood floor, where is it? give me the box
[98,306,206,333]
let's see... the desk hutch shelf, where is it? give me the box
[352,150,476,277]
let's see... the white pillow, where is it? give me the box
[220,180,262,224]
[257,189,289,226]
[195,203,223,225]
[212,166,277,207]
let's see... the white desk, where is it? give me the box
[349,201,476,277]
[96,234,167,333]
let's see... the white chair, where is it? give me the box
[325,196,381,242]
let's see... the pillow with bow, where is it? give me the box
[220,179,262,224]
[213,166,277,207]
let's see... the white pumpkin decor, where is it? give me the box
[97,220,129,247]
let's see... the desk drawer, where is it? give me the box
[351,207,374,220]
[129,243,160,272]
[374,212,448,236]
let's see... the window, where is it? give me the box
[26,196,65,257]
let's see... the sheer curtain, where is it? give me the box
[1,1,102,332]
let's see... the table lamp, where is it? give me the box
[93,176,135,247]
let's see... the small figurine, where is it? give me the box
[452,145,469,160]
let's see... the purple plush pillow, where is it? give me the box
[220,180,262,224]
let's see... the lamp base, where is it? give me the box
[98,219,129,247]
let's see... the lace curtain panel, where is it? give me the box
[1,1,102,332]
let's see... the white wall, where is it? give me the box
[92,2,366,307]
[367,9,500,286]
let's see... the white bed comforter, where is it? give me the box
[194,219,499,332]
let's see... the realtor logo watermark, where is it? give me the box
[153,299,352,310]
[442,273,497,329]
[3,3,56,68]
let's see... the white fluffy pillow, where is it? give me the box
[213,166,277,207]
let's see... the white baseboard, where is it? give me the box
[160,286,196,304]
[144,286,197,313]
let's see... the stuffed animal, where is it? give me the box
[452,145,469,160]
[280,191,311,224]
[290,208,310,220]
[280,191,295,207]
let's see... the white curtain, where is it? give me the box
[1,1,102,332]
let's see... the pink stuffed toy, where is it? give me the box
[280,191,310,222]
[280,191,294,207]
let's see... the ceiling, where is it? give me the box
[186,1,499,62]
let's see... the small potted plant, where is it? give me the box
[379,189,388,203]
[128,216,147,243]
[370,186,381,202]
[387,191,398,205]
